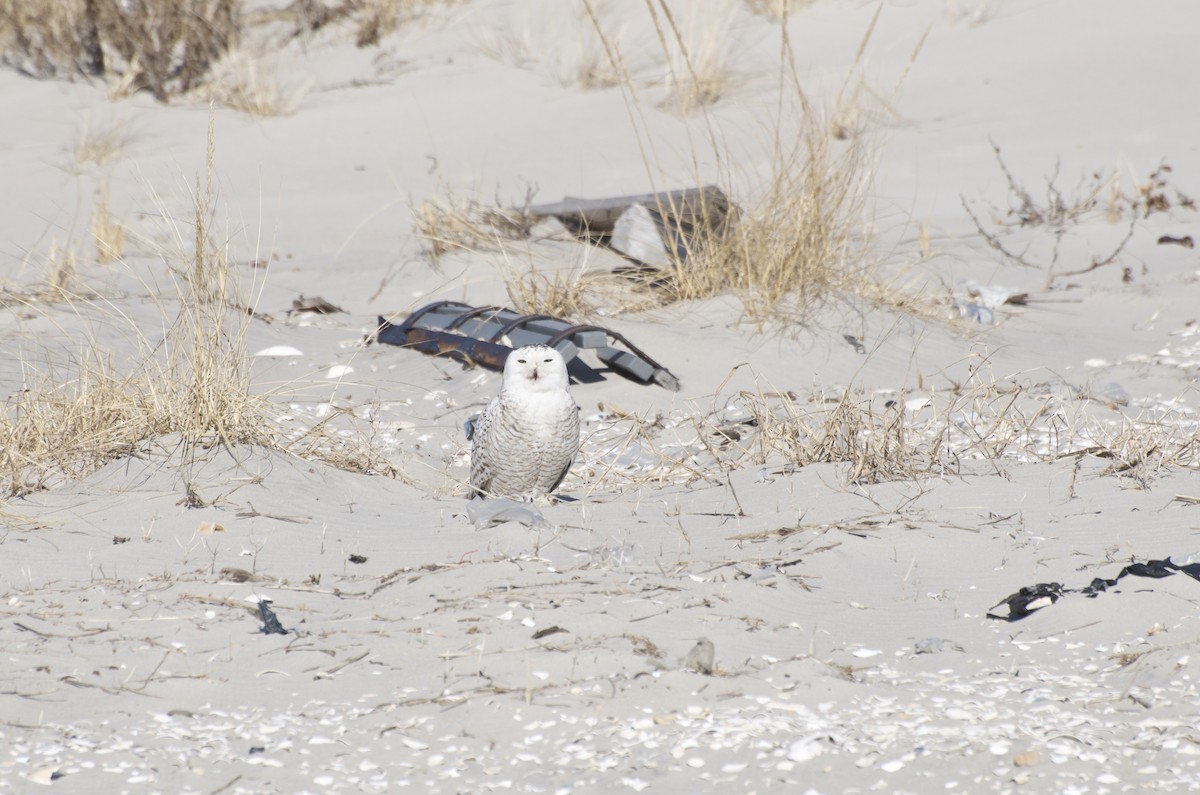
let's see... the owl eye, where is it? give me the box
[517,359,526,363]
[543,358,553,363]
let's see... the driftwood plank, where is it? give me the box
[529,185,731,236]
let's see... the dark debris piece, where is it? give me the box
[258,600,289,635]
[986,582,1063,621]
[532,625,569,640]
[291,295,344,314]
[989,558,1200,622]
[527,185,733,270]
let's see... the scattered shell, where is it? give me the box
[683,638,715,674]
[905,396,932,412]
[254,345,303,357]
[1013,750,1041,767]
[787,736,825,762]
[25,767,59,785]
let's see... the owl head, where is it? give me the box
[503,344,569,392]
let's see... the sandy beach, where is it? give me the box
[2,0,1200,792]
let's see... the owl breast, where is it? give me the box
[470,388,580,500]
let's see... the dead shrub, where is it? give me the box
[271,0,465,48]
[0,0,239,101]
[963,142,1197,288]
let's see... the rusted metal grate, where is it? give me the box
[376,301,680,390]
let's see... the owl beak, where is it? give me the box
[529,368,539,381]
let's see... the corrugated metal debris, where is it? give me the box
[376,301,680,390]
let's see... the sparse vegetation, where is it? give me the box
[4,0,1196,506]
[0,116,266,496]
[0,115,395,498]
[650,0,743,114]
[963,141,1196,288]
[0,243,86,308]
[90,186,125,264]
[201,51,313,117]
[71,115,136,174]
[667,118,870,321]
[505,263,599,319]
[438,0,891,325]
[578,0,888,323]
[0,0,457,108]
[274,0,465,48]
[0,0,240,101]
[574,356,1200,494]
[743,0,815,21]
[411,184,539,266]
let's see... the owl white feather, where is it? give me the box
[469,344,580,501]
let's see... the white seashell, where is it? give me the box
[905,396,931,412]
[25,766,59,785]
[325,365,354,379]
[787,737,824,762]
[254,345,303,357]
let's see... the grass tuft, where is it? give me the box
[71,116,135,174]
[411,184,538,266]
[0,112,399,498]
[668,120,871,322]
[504,262,599,320]
[650,1,743,115]
[202,51,313,116]
[90,185,125,265]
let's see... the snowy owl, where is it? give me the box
[469,344,580,501]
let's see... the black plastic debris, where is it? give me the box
[528,185,734,270]
[986,582,1064,621]
[988,558,1200,622]
[258,599,288,635]
[1081,558,1198,595]
[376,301,680,390]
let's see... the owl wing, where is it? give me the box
[469,396,503,498]
[543,402,581,495]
